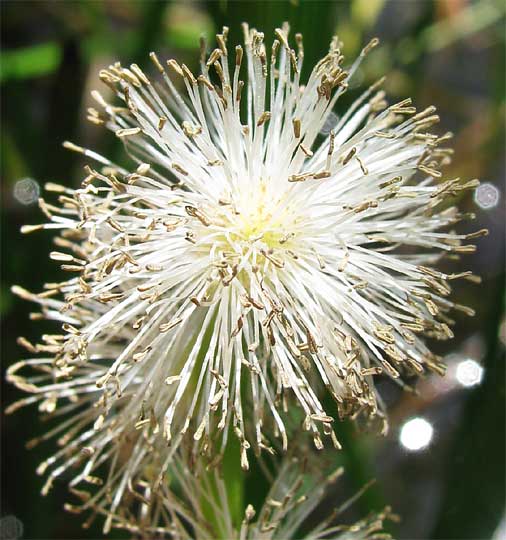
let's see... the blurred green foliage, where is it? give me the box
[1,1,504,539]
[0,42,62,82]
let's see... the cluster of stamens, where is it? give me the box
[8,23,484,534]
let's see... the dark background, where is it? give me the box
[1,1,505,539]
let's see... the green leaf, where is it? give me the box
[1,128,30,183]
[0,42,62,82]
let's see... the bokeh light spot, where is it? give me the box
[319,111,339,135]
[474,182,500,209]
[13,178,40,205]
[456,359,484,387]
[399,417,433,451]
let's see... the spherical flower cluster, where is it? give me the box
[8,23,482,530]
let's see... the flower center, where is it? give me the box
[192,183,299,271]
[232,183,292,248]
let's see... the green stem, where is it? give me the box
[201,431,244,538]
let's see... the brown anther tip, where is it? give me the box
[149,51,165,73]
[235,45,243,66]
[292,118,301,138]
[63,141,84,154]
[116,127,141,138]
[181,64,197,84]
[362,37,380,56]
[21,224,43,234]
[167,59,183,77]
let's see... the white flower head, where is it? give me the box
[9,24,483,520]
